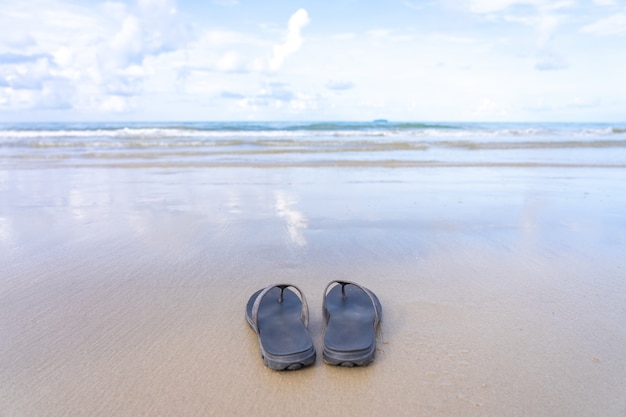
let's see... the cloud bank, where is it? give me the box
[581,12,626,36]
[0,0,192,113]
[0,0,623,121]
[0,3,312,115]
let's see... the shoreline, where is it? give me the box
[4,161,626,169]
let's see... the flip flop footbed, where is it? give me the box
[323,282,381,366]
[246,286,316,370]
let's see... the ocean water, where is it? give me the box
[1,121,626,168]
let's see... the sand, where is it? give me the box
[1,166,625,416]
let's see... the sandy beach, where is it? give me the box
[1,163,625,416]
[2,0,626,410]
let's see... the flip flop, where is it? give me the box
[322,280,382,367]
[246,284,316,370]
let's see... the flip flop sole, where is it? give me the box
[246,286,316,370]
[322,281,382,366]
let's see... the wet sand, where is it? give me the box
[1,166,625,416]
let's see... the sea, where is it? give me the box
[1,121,626,169]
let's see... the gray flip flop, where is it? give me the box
[322,280,382,366]
[246,284,316,370]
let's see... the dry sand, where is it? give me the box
[1,166,625,416]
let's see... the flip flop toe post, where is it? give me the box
[246,284,316,370]
[322,280,382,367]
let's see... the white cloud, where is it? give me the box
[568,97,601,108]
[268,9,310,72]
[215,51,245,72]
[202,29,264,45]
[138,0,176,11]
[0,0,193,113]
[0,56,51,89]
[235,81,321,113]
[248,83,294,105]
[468,0,519,13]
[165,13,316,83]
[98,95,135,112]
[2,32,36,49]
[468,0,572,14]
[108,16,143,67]
[0,82,73,111]
[464,0,572,71]
[0,0,623,121]
[581,12,626,35]
[220,91,245,99]
[326,81,355,91]
[592,0,617,6]
[535,49,567,70]
[177,29,269,75]
[536,14,560,47]
[467,98,508,118]
[533,13,568,70]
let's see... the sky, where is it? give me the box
[0,0,625,122]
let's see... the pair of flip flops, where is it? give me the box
[245,281,382,370]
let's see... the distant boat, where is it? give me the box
[372,119,388,123]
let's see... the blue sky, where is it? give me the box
[0,0,625,122]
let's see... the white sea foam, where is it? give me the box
[1,122,625,168]
[0,124,624,141]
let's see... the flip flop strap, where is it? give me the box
[323,280,381,325]
[250,284,310,333]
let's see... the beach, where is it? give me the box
[1,123,626,416]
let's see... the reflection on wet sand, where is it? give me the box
[275,190,307,247]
